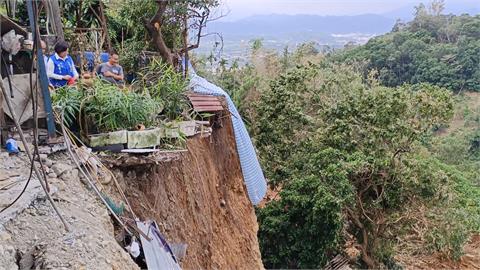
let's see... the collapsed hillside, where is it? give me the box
[0,114,263,269]
[109,115,263,269]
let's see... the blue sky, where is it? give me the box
[219,0,479,20]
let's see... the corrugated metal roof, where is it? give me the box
[136,220,182,270]
[187,93,224,112]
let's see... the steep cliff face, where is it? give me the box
[114,116,264,269]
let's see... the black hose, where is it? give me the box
[0,156,34,214]
[0,1,50,214]
[31,2,50,192]
[1,56,14,98]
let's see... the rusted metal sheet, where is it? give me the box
[187,93,224,113]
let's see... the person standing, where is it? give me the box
[47,41,78,88]
[40,40,49,69]
[98,51,124,85]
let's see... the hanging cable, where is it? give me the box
[0,0,43,214]
[0,1,70,231]
[0,152,35,214]
[1,57,14,98]
[31,2,50,192]
[0,71,70,231]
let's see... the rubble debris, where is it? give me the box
[0,152,43,228]
[0,152,140,270]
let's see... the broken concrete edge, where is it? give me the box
[127,128,161,149]
[87,130,128,148]
[86,120,208,149]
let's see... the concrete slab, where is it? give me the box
[127,128,161,149]
[87,130,127,147]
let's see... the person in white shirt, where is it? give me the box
[46,41,79,88]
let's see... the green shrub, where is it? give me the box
[135,59,189,120]
[51,86,84,127]
[84,79,161,132]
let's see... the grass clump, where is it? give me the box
[52,79,162,132]
[134,59,189,120]
[84,80,161,132]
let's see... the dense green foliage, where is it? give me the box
[199,24,480,266]
[252,63,478,268]
[83,80,161,132]
[134,59,189,120]
[105,0,219,72]
[335,11,480,91]
[52,79,161,132]
[51,86,83,127]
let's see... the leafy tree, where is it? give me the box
[255,64,459,268]
[335,11,480,91]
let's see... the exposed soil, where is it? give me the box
[113,116,264,269]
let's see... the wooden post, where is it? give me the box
[0,80,7,146]
[48,0,65,41]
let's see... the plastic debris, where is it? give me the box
[125,239,141,258]
[5,138,19,154]
[1,30,23,55]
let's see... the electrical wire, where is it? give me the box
[0,154,34,214]
[0,68,69,231]
[0,2,39,214]
[30,2,50,192]
[0,1,69,231]
[1,56,14,98]
[58,112,151,240]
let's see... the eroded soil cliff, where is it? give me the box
[113,116,264,269]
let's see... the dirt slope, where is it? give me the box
[114,116,264,269]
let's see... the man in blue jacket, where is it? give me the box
[46,41,78,88]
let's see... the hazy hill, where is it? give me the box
[207,14,395,36]
[200,14,395,58]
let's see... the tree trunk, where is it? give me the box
[144,0,175,66]
[48,0,65,41]
[347,207,378,268]
[98,0,112,52]
[182,15,189,77]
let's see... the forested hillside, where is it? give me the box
[335,4,480,91]
[196,2,480,268]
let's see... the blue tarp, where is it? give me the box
[188,69,267,205]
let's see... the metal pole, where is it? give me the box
[26,0,56,139]
[0,74,70,232]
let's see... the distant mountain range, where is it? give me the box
[207,14,396,36]
[198,3,480,60]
